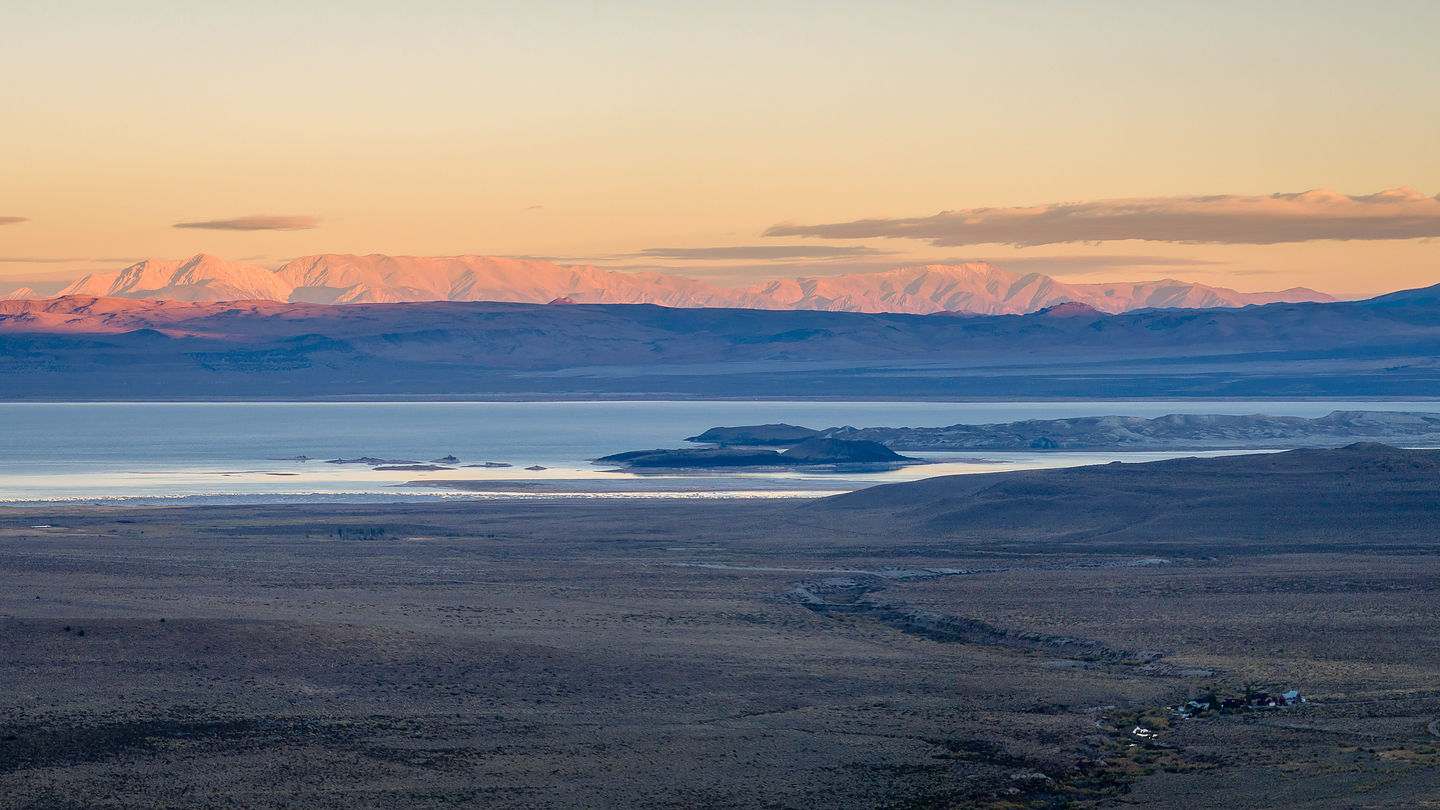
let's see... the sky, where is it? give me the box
[2,0,1438,297]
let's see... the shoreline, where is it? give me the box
[3,395,1440,404]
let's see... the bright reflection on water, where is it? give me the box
[0,400,1435,504]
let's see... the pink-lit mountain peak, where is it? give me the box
[276,254,752,308]
[60,254,291,302]
[45,253,1334,314]
[738,263,1329,315]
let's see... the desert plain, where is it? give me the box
[1,447,1438,808]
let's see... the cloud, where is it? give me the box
[0,217,28,226]
[765,188,1440,246]
[593,255,1224,284]
[173,215,319,231]
[632,245,893,261]
[537,251,1232,285]
[0,256,143,264]
[593,259,904,277]
[0,279,70,296]
[953,254,1225,275]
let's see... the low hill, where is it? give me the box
[803,444,1440,554]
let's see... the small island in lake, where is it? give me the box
[596,437,917,470]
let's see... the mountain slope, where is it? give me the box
[59,255,293,302]
[37,253,1334,314]
[741,264,1331,314]
[275,254,747,307]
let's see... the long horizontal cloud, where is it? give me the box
[596,254,1225,283]
[957,254,1224,273]
[173,215,319,231]
[0,256,143,263]
[765,188,1440,246]
[632,245,892,261]
[0,217,28,226]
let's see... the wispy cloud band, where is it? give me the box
[173,215,319,231]
[632,245,891,261]
[0,217,28,226]
[0,256,144,264]
[765,188,1440,246]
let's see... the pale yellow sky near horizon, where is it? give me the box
[2,1,1438,298]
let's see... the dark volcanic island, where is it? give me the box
[2,445,1439,808]
[596,436,917,469]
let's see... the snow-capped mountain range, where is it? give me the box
[21,253,1332,314]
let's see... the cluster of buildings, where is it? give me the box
[1174,689,1304,718]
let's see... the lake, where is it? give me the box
[1,400,1436,505]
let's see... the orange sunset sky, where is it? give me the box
[2,1,1438,298]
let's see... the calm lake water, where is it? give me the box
[1,400,1436,505]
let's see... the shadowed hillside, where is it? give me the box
[806,444,1440,554]
[2,290,1440,398]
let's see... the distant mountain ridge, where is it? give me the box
[739,263,1328,314]
[1,284,1439,399]
[0,287,40,301]
[49,253,1332,314]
